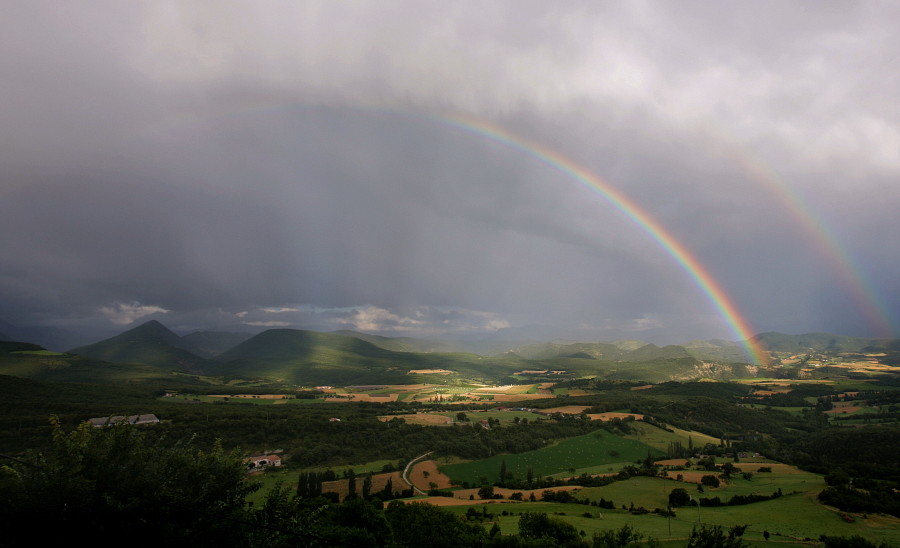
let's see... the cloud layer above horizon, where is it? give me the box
[2,1,899,344]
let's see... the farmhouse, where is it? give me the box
[87,414,160,427]
[245,453,282,470]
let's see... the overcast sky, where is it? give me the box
[2,1,899,345]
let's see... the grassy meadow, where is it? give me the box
[436,463,900,547]
[440,429,664,485]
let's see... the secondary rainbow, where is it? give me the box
[721,142,897,338]
[438,112,769,365]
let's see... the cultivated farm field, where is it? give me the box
[440,429,664,485]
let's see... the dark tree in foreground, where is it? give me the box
[686,524,749,548]
[385,501,486,547]
[820,534,892,548]
[592,524,648,548]
[0,416,254,546]
[518,512,581,546]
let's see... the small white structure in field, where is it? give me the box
[245,454,282,470]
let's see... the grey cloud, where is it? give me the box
[2,2,899,344]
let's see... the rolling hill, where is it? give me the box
[0,318,90,351]
[332,330,546,356]
[211,328,410,384]
[339,333,754,364]
[681,339,751,362]
[68,320,209,373]
[211,328,538,385]
[751,332,884,353]
[0,340,187,384]
[181,330,254,357]
[11,320,892,386]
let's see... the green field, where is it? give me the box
[435,437,900,547]
[245,467,297,506]
[245,459,402,505]
[445,499,899,547]
[440,430,664,485]
[10,349,66,356]
[454,409,544,424]
[620,422,720,453]
[442,500,772,547]
[438,467,900,547]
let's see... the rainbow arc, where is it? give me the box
[438,112,770,365]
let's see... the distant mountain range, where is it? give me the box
[1,319,897,386]
[750,332,897,353]
[0,319,101,351]
[332,330,752,362]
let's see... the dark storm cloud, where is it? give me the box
[2,1,899,344]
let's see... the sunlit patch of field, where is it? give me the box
[824,405,863,414]
[655,459,693,467]
[409,460,453,490]
[737,381,795,391]
[321,471,405,499]
[402,485,583,506]
[407,369,453,374]
[324,384,484,403]
[209,393,291,399]
[323,393,399,402]
[405,393,479,403]
[503,384,540,394]
[377,413,454,425]
[824,360,898,373]
[738,378,836,388]
[463,409,540,422]
[297,382,567,405]
[586,412,645,421]
[394,496,497,506]
[539,405,591,415]
[474,385,516,392]
[750,389,783,396]
[488,393,554,402]
[10,350,66,356]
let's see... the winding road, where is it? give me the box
[401,451,433,495]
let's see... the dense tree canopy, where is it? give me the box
[0,416,253,546]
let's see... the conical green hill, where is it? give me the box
[68,320,207,373]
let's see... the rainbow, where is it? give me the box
[720,143,897,338]
[136,103,775,362]
[436,113,770,365]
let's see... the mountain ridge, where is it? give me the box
[68,320,208,373]
[26,319,896,384]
